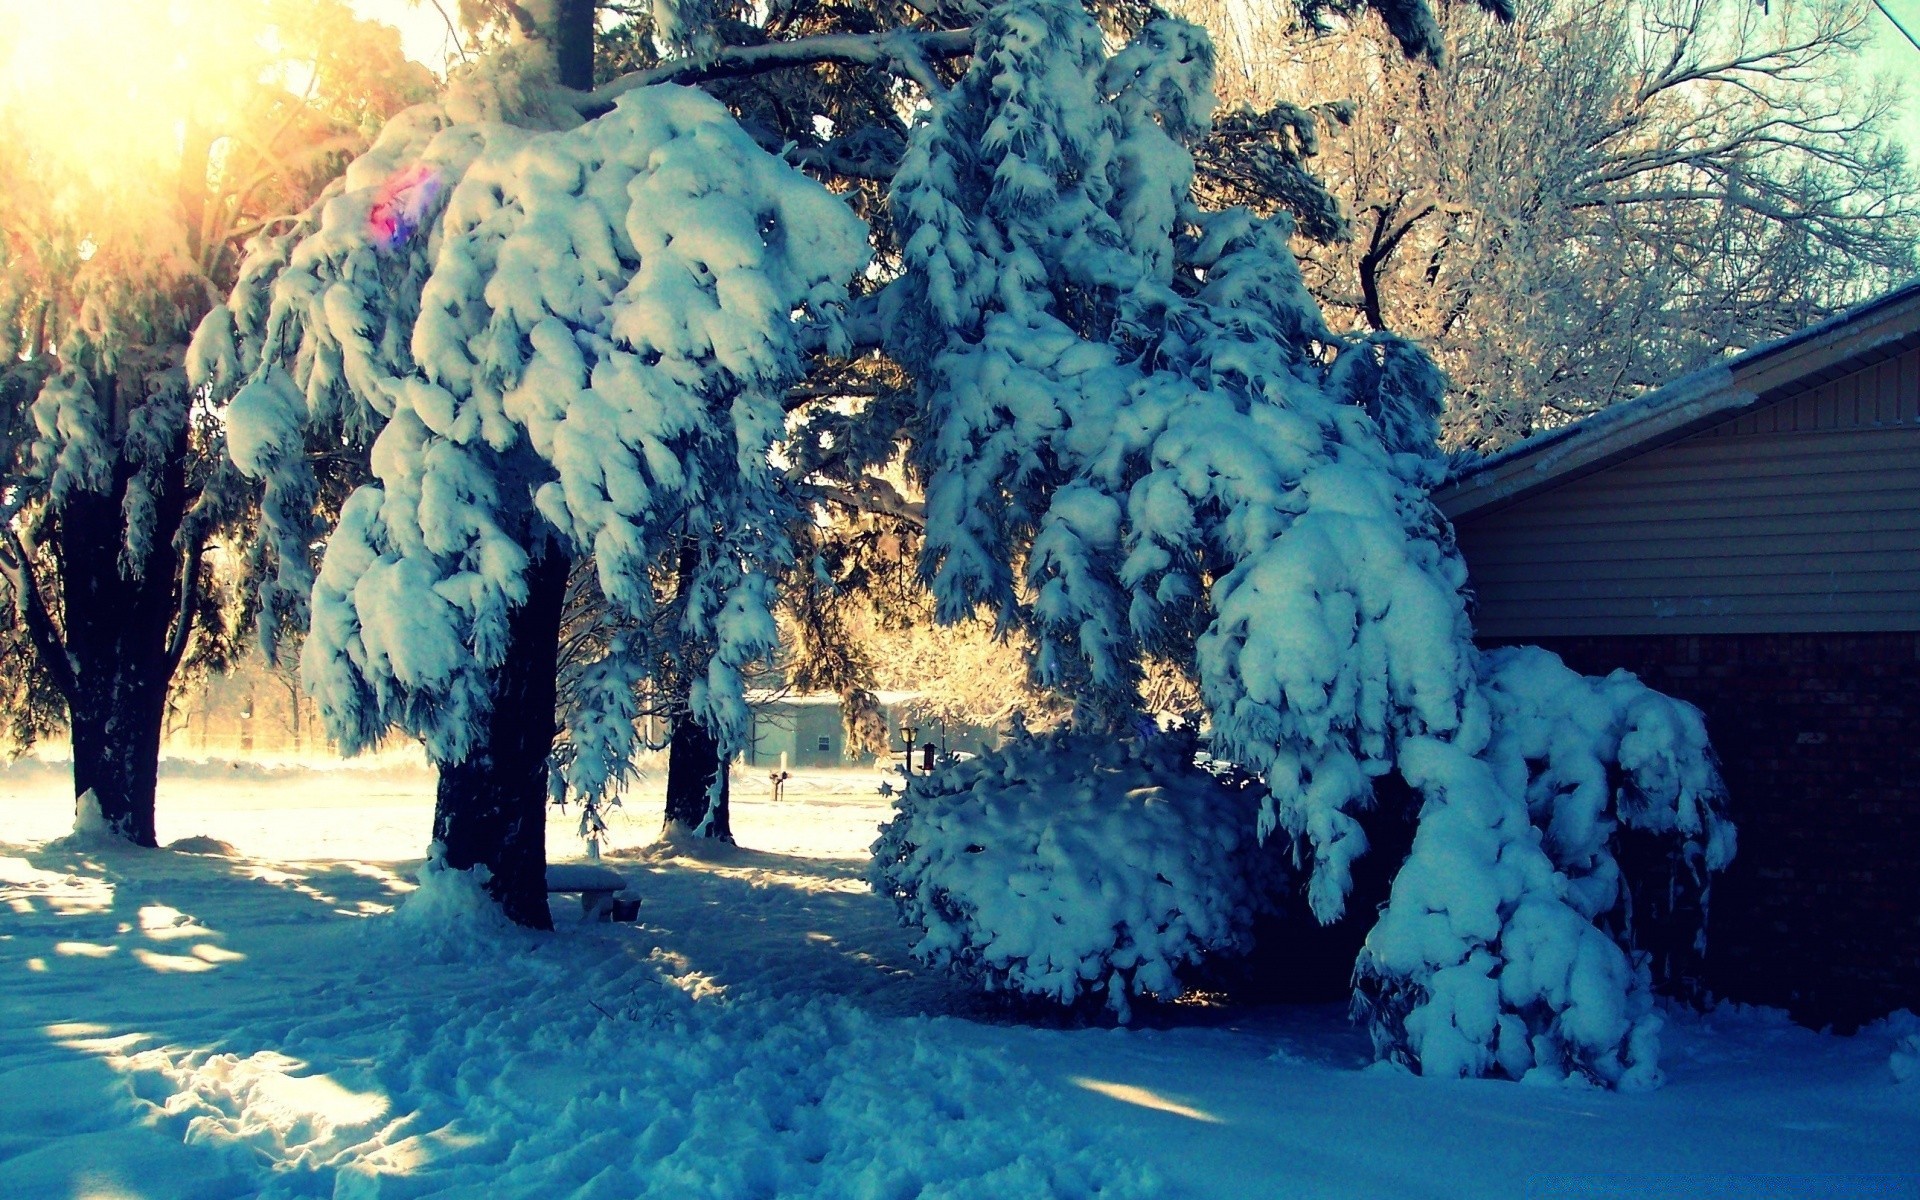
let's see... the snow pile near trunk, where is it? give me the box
[73,789,109,837]
[391,844,516,956]
[870,730,1279,1020]
[50,788,125,849]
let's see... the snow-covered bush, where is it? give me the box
[870,729,1280,1021]
[1358,647,1735,1089]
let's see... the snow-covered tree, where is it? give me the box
[874,0,1733,1086]
[195,13,871,922]
[0,0,428,843]
[193,0,1731,1085]
[873,726,1282,1022]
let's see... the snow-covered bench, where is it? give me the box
[546,863,637,922]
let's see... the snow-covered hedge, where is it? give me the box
[870,730,1278,1021]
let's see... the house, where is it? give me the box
[741,692,1001,771]
[1435,280,1920,1029]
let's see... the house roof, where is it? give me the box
[1434,278,1920,523]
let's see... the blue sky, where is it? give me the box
[1868,0,1920,160]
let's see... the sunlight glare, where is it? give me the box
[138,903,216,940]
[133,947,220,973]
[54,941,121,957]
[0,1,257,185]
[1068,1076,1226,1124]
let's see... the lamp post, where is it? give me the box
[900,724,918,777]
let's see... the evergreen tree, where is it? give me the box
[0,0,429,843]
[195,7,870,922]
[877,0,1732,1086]
[203,0,1732,1088]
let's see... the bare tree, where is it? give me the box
[1185,0,1919,451]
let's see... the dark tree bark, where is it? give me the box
[663,706,731,840]
[51,414,194,847]
[433,543,570,929]
[661,535,732,841]
[552,0,596,90]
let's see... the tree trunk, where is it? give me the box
[67,666,169,845]
[661,531,732,841]
[552,0,596,90]
[432,544,570,929]
[663,709,731,840]
[57,444,190,847]
[420,0,598,928]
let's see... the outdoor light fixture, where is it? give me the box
[900,724,918,775]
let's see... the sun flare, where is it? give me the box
[0,1,268,185]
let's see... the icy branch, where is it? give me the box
[570,27,975,114]
[800,479,927,529]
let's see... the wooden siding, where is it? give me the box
[1456,346,1920,637]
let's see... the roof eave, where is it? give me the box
[1435,281,1920,523]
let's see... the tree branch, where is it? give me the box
[796,479,926,528]
[165,537,207,674]
[569,27,974,115]
[0,520,77,704]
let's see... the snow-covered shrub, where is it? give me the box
[870,729,1279,1021]
[1356,648,1735,1088]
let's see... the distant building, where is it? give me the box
[1437,280,1920,1028]
[740,692,1001,771]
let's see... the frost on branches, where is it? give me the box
[193,66,869,804]
[871,729,1279,1022]
[881,0,1732,1085]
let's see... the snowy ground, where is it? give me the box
[2,757,1915,1199]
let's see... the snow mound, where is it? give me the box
[74,788,113,838]
[48,788,129,849]
[165,835,240,856]
[389,845,516,957]
[1881,1011,1920,1084]
[870,729,1279,1021]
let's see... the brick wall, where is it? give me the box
[1493,632,1920,1030]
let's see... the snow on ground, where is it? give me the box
[2,756,1916,1199]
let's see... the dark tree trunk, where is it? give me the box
[57,437,192,848]
[432,544,570,929]
[663,709,731,840]
[661,532,731,841]
[552,0,596,89]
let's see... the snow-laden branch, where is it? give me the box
[799,479,927,529]
[569,27,975,113]
[0,520,75,704]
